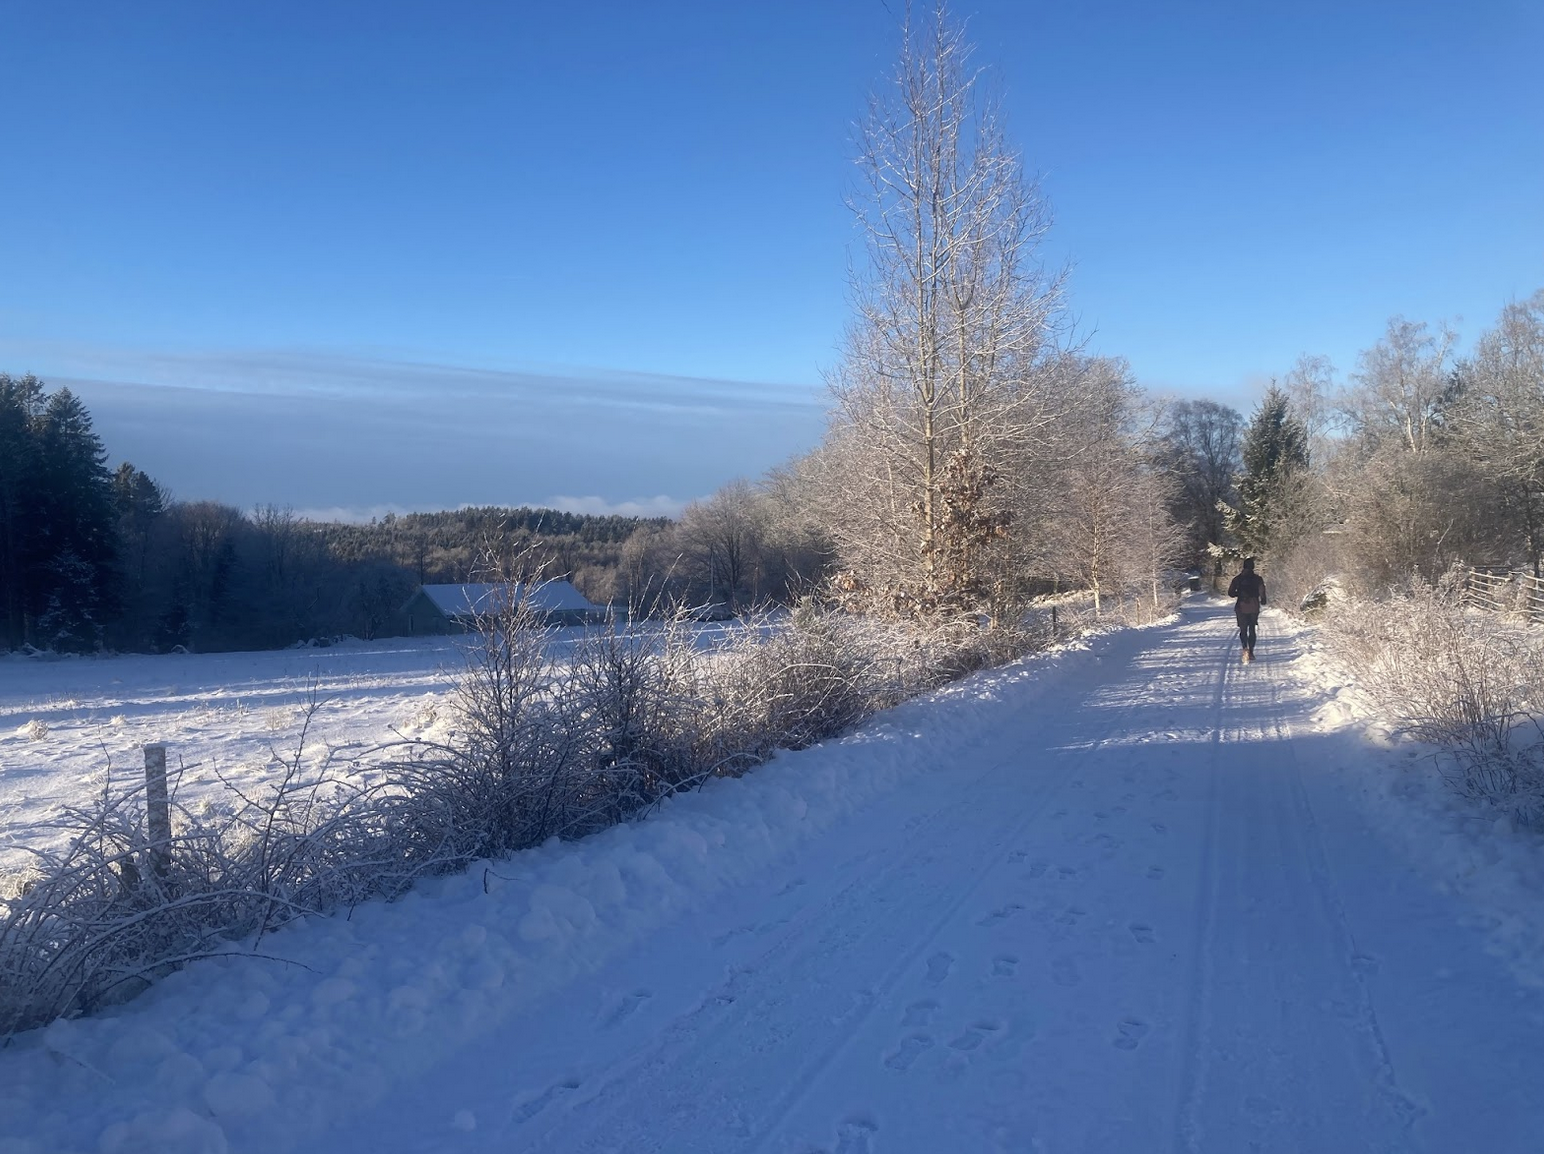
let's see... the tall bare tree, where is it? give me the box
[1343,317,1457,454]
[1031,358,1174,616]
[822,1,1066,617]
[676,479,766,610]
[1160,399,1244,571]
[1449,291,1544,571]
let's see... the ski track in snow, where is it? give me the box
[3,600,1544,1153]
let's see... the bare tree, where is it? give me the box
[676,479,766,610]
[1449,291,1544,572]
[1032,359,1173,616]
[617,523,676,614]
[1342,317,1457,454]
[1160,399,1244,571]
[822,1,1066,617]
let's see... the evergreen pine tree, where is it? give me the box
[0,374,47,648]
[1222,386,1311,560]
[32,387,120,650]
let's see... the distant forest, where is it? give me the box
[1,373,793,654]
[9,286,1541,653]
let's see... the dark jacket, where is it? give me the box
[1228,571,1267,613]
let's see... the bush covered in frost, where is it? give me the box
[1322,575,1544,826]
[1,588,1048,1035]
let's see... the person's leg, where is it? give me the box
[1244,614,1258,654]
[1237,612,1249,650]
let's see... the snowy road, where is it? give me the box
[293,600,1544,1154]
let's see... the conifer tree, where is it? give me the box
[34,387,119,649]
[0,374,47,648]
[1222,386,1311,560]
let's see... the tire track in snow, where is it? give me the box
[1262,641,1428,1141]
[508,636,1182,1153]
[1171,622,1234,1154]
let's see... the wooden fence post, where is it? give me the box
[144,744,171,876]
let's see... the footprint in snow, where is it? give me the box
[1151,822,1168,835]
[602,989,652,1027]
[977,903,1024,927]
[1056,865,1077,879]
[1007,850,1027,864]
[949,1021,1002,1051]
[1113,1019,1150,1050]
[834,1117,879,1154]
[1024,861,1049,879]
[884,1034,934,1072]
[712,925,753,948]
[1147,866,1165,880]
[925,952,954,985]
[511,1079,581,1123]
[776,878,806,897]
[1055,905,1087,927]
[902,999,939,1027]
[1129,924,1156,944]
[992,954,1019,978]
[1152,788,1179,802]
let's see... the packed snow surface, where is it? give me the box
[3,599,1543,1153]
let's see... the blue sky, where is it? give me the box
[2,1,1540,517]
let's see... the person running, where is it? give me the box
[1227,558,1267,663]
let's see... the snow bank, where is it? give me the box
[1293,621,1544,991]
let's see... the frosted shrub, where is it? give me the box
[0,712,438,1035]
[2,583,1054,1036]
[19,719,47,741]
[706,604,878,761]
[1323,579,1544,824]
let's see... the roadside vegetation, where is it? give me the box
[0,587,1082,1036]
[1223,289,1544,828]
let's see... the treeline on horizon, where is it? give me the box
[7,277,1544,657]
[0,373,769,655]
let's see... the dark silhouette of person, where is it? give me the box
[1227,558,1267,662]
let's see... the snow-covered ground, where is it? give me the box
[0,622,745,879]
[3,599,1543,1153]
[0,634,466,881]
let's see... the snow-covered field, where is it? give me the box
[0,635,467,881]
[3,599,1543,1153]
[0,623,745,880]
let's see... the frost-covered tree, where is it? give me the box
[677,479,765,610]
[821,1,1065,618]
[1448,291,1544,572]
[1343,317,1456,455]
[1032,359,1178,615]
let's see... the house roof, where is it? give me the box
[417,581,599,618]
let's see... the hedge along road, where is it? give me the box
[295,598,1544,1154]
